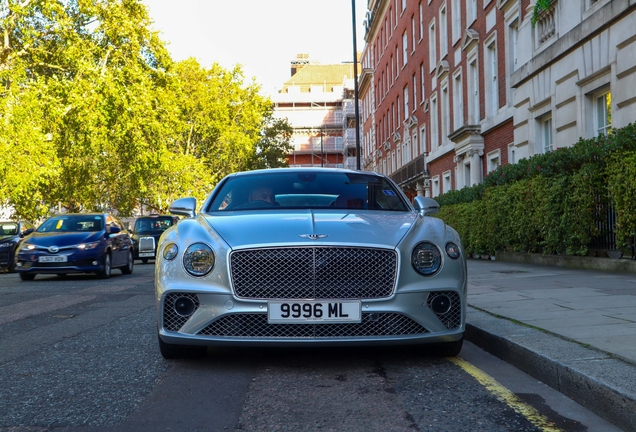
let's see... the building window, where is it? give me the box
[402,31,408,67]
[443,170,452,193]
[412,131,418,157]
[453,71,463,131]
[595,91,612,136]
[412,74,417,109]
[432,175,440,197]
[430,95,439,150]
[402,140,410,164]
[451,0,461,44]
[487,150,500,173]
[402,0,406,13]
[397,96,401,124]
[486,40,498,116]
[541,115,553,153]
[420,125,427,155]
[419,2,424,41]
[429,20,437,71]
[441,83,450,146]
[467,0,477,25]
[508,19,519,72]
[468,57,479,123]
[404,85,409,118]
[439,4,448,59]
[420,63,426,103]
[411,16,416,52]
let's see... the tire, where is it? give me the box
[19,272,36,281]
[121,250,134,275]
[97,253,112,279]
[431,337,464,357]
[158,335,207,360]
[141,258,149,264]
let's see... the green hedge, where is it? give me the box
[435,123,636,256]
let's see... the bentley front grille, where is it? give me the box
[163,292,200,332]
[197,312,428,338]
[139,236,155,252]
[427,291,462,330]
[230,247,397,300]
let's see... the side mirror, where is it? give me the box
[413,196,440,216]
[109,225,121,234]
[22,228,34,237]
[169,197,197,218]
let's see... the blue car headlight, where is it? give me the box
[183,243,215,277]
[20,244,36,251]
[411,242,442,276]
[77,242,100,250]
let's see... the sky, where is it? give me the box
[143,0,368,96]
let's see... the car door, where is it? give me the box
[106,215,124,267]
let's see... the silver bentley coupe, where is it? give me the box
[155,168,466,359]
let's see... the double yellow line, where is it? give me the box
[449,357,563,432]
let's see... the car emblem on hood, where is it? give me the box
[299,234,328,240]
[48,246,59,253]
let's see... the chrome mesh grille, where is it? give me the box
[427,291,462,329]
[139,236,155,252]
[163,293,200,332]
[197,312,428,338]
[230,247,397,300]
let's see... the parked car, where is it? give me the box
[155,168,467,359]
[15,213,134,280]
[0,220,35,272]
[131,214,179,263]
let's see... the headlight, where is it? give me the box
[411,242,442,276]
[445,242,461,259]
[20,244,36,251]
[0,242,15,248]
[163,243,179,260]
[183,243,215,276]
[77,242,100,250]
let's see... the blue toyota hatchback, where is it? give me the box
[15,213,134,281]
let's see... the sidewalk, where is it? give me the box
[464,258,636,431]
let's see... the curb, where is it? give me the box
[495,251,636,274]
[465,308,636,431]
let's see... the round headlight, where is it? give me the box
[411,242,442,276]
[163,243,179,261]
[183,243,215,277]
[445,242,461,259]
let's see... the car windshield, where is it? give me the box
[134,217,174,232]
[0,223,19,236]
[206,171,409,212]
[37,215,104,232]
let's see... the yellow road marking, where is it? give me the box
[449,357,562,432]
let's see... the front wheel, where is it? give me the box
[97,253,112,279]
[19,272,36,281]
[121,250,134,275]
[158,335,207,359]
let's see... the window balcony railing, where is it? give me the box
[389,154,429,186]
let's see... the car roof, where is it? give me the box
[227,167,385,178]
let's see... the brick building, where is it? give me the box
[272,54,360,169]
[359,0,636,199]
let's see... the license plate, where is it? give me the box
[268,300,361,324]
[138,252,155,257]
[38,255,67,263]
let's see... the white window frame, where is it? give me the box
[432,175,440,197]
[485,36,499,117]
[429,19,437,72]
[541,114,553,153]
[430,94,439,150]
[594,90,612,136]
[467,52,479,124]
[487,149,500,173]
[451,0,461,44]
[467,0,477,26]
[404,85,409,118]
[443,170,452,193]
[420,63,426,104]
[412,74,417,109]
[412,131,418,157]
[419,2,424,41]
[420,125,427,155]
[402,31,409,67]
[439,3,448,59]
[453,69,463,131]
[441,81,450,146]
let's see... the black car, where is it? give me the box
[15,213,134,280]
[0,220,35,272]
[131,215,179,263]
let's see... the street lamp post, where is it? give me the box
[352,0,361,170]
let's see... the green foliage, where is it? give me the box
[436,123,636,256]
[0,0,293,220]
[531,0,553,28]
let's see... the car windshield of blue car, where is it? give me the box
[134,217,174,233]
[206,171,410,212]
[0,223,19,236]
[37,216,104,232]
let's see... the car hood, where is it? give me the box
[26,231,104,247]
[202,210,418,249]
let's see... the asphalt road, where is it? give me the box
[0,265,621,431]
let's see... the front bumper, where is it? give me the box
[157,290,465,347]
